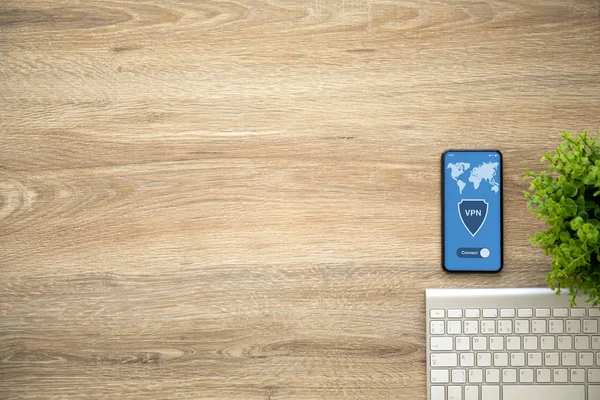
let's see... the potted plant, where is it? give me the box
[524,130,600,306]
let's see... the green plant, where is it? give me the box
[524,130,600,306]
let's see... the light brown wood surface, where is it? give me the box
[1,0,600,398]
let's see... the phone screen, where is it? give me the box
[442,150,502,272]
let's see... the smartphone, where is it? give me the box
[442,150,503,272]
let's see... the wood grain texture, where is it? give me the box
[1,0,600,398]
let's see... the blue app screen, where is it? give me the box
[443,150,502,271]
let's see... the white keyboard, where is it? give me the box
[426,288,600,400]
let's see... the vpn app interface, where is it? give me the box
[444,151,501,271]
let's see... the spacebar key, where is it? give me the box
[503,385,584,400]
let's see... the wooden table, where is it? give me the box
[1,1,600,398]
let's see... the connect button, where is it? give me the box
[457,248,490,258]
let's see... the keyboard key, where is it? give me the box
[566,319,581,333]
[510,352,525,367]
[518,308,533,318]
[574,335,589,350]
[590,369,600,383]
[431,369,449,383]
[593,336,600,350]
[591,386,600,399]
[447,385,461,400]
[452,369,466,383]
[465,309,480,318]
[448,309,463,318]
[472,337,487,351]
[531,319,546,334]
[477,352,491,367]
[536,368,551,383]
[469,369,483,383]
[481,385,499,400]
[557,335,572,350]
[553,368,568,383]
[544,352,559,366]
[497,320,512,334]
[464,386,478,400]
[456,336,470,351]
[447,321,462,335]
[527,352,542,366]
[590,307,600,317]
[506,336,521,350]
[536,308,551,317]
[523,336,538,350]
[431,353,458,367]
[562,352,577,366]
[540,336,555,350]
[500,308,515,318]
[493,352,508,367]
[553,308,569,317]
[519,368,534,382]
[597,352,600,366]
[571,308,586,317]
[503,368,517,383]
[431,386,445,400]
[460,353,475,367]
[431,321,444,335]
[486,369,500,383]
[549,319,564,334]
[430,309,444,319]
[503,385,585,399]
[483,309,497,318]
[584,319,599,334]
[571,368,585,383]
[580,352,594,366]
[464,320,478,334]
[515,319,530,334]
[481,320,495,334]
[431,337,453,351]
[489,337,503,351]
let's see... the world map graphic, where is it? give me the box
[447,162,499,194]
